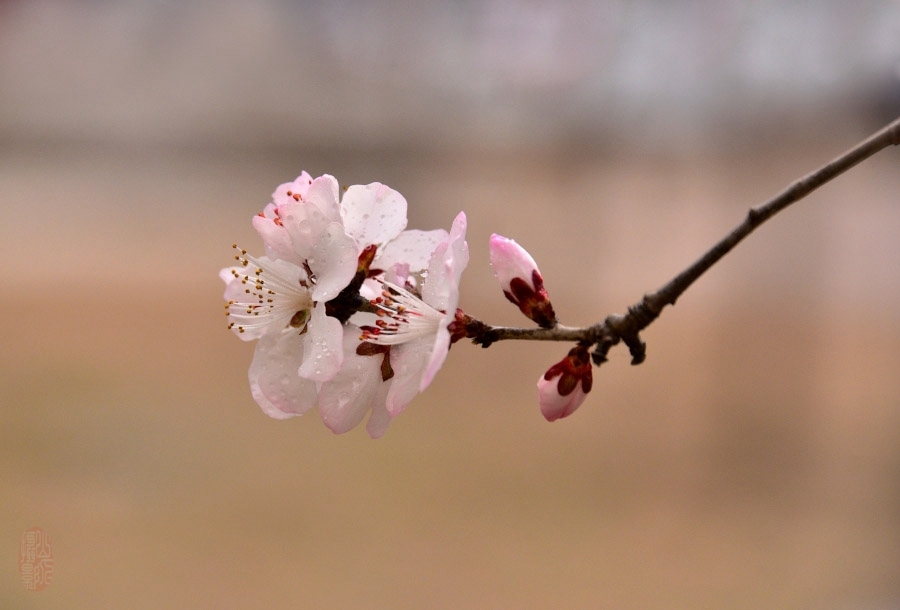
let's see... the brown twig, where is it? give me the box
[470,115,900,365]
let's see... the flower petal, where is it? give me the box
[252,204,295,262]
[375,229,448,274]
[248,330,318,419]
[308,222,359,302]
[385,338,433,416]
[303,174,342,223]
[279,201,333,262]
[297,303,344,382]
[537,372,588,422]
[489,233,557,328]
[422,212,468,312]
[340,182,408,248]
[489,234,541,293]
[364,398,393,439]
[419,325,452,391]
[317,330,389,435]
[271,172,315,207]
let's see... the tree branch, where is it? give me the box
[469,115,900,365]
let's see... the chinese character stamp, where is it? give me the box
[19,527,53,591]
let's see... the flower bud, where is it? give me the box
[537,345,592,422]
[489,234,557,328]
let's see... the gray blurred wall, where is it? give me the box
[1,0,899,153]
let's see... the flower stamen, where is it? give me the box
[359,279,444,345]
[225,244,315,335]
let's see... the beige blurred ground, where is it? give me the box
[2,130,900,608]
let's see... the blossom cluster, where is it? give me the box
[222,172,592,437]
[222,172,467,437]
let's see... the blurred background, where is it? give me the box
[2,1,900,608]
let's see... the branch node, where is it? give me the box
[590,350,608,366]
[636,301,659,328]
[623,334,647,365]
[601,304,653,366]
[747,206,763,224]
[465,318,497,348]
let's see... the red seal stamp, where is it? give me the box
[19,527,53,591]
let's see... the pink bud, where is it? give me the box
[489,234,557,328]
[537,345,592,422]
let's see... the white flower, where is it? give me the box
[223,173,412,416]
[351,212,469,418]
[223,175,358,388]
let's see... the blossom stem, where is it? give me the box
[470,322,599,344]
[470,115,900,365]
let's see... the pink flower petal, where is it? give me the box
[279,201,333,262]
[489,234,540,293]
[297,304,345,382]
[489,233,556,328]
[340,183,408,249]
[419,327,452,391]
[364,400,393,439]
[252,203,294,262]
[385,339,433,416]
[422,212,468,312]
[318,330,391,435]
[375,229,448,275]
[537,346,592,421]
[271,172,314,207]
[248,331,318,419]
[308,222,359,302]
[537,372,588,422]
[303,174,342,223]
